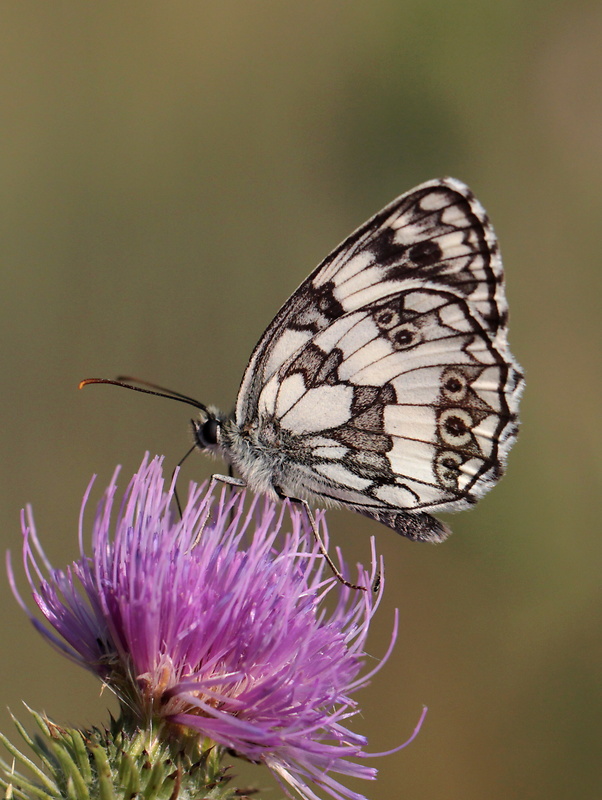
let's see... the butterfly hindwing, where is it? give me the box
[255,286,519,535]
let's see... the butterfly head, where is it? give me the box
[191,406,229,456]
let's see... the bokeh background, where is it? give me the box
[1,2,601,798]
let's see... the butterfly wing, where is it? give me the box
[233,178,523,540]
[237,178,510,425]
[254,287,522,540]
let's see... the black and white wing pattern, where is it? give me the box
[223,178,524,542]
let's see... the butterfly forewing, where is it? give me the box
[236,178,509,429]
[229,178,523,541]
[315,178,506,332]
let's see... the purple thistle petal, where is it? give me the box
[8,453,421,800]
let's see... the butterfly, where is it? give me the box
[83,178,523,564]
[191,178,524,543]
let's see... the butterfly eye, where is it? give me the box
[194,417,221,449]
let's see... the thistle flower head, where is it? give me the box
[9,454,419,800]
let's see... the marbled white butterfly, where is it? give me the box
[84,179,523,559]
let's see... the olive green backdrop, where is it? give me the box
[1,2,601,798]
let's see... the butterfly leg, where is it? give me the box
[187,473,247,548]
[199,475,367,591]
[278,492,367,592]
[211,473,247,488]
[171,444,197,517]
[211,472,248,530]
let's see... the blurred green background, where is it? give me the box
[1,2,601,798]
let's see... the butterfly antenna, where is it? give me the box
[79,377,209,413]
[115,375,209,407]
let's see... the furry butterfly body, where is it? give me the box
[192,178,524,543]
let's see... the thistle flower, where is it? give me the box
[8,454,423,800]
